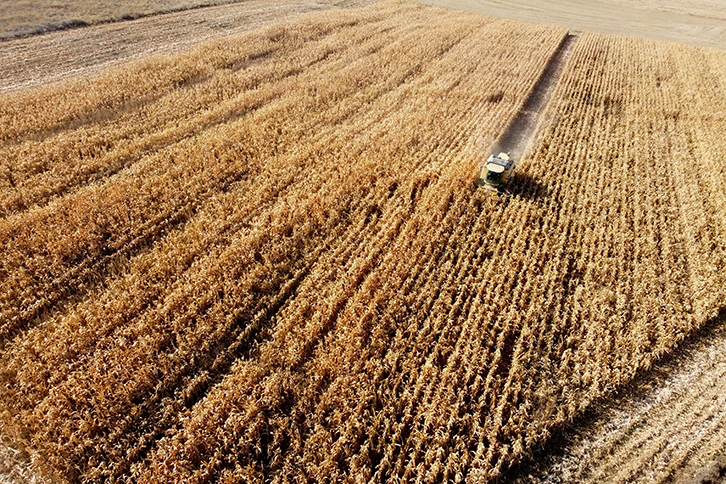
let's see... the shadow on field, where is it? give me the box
[508,172,549,202]
[498,306,726,483]
[691,448,726,483]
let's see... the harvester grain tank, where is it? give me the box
[478,152,515,193]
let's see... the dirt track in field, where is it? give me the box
[0,0,369,93]
[493,32,576,161]
[505,309,726,483]
[430,2,726,480]
[423,0,726,49]
[1,1,725,482]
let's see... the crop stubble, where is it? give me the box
[0,1,724,482]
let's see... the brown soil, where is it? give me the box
[422,0,726,49]
[0,0,251,40]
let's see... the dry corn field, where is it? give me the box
[510,306,726,483]
[1,1,725,482]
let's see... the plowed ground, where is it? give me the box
[0,0,370,93]
[423,0,726,49]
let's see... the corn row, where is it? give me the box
[1,3,724,483]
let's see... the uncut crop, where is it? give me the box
[1,1,724,482]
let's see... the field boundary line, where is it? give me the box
[502,306,726,482]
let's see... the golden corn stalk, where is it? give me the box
[0,2,724,483]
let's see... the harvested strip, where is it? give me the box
[2,3,726,484]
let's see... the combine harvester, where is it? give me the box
[477,152,515,194]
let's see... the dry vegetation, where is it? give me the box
[508,309,726,483]
[0,1,725,482]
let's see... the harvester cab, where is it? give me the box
[478,152,515,193]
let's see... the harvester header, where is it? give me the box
[478,152,516,193]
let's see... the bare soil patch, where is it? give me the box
[609,0,726,21]
[0,0,369,93]
[422,0,726,49]
[493,33,576,161]
[0,0,246,40]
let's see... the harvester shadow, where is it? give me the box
[507,172,549,202]
[498,306,726,482]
